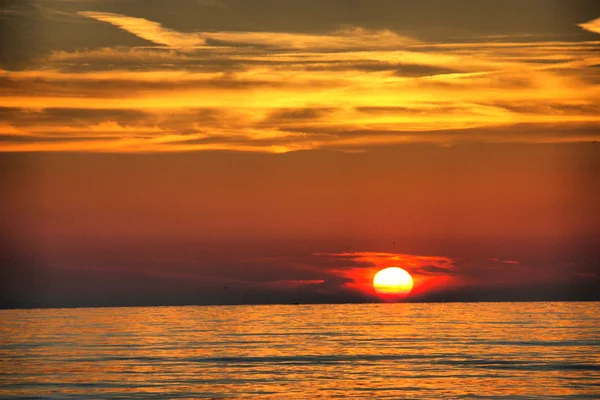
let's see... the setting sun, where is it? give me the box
[373,267,414,297]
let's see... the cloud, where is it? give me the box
[0,13,598,152]
[393,64,459,77]
[78,11,206,51]
[316,250,599,300]
[78,11,415,51]
[0,134,112,143]
[264,108,336,124]
[416,265,459,276]
[310,252,462,298]
[578,17,600,35]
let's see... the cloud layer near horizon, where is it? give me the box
[0,7,599,152]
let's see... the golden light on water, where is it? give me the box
[373,267,414,298]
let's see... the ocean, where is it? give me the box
[1,302,598,399]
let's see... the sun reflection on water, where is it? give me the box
[0,302,598,398]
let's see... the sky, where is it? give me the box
[1,0,599,308]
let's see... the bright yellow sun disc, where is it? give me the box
[373,267,414,296]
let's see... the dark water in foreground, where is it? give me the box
[1,302,599,399]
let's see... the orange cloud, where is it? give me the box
[322,252,462,300]
[578,17,600,35]
[78,11,414,51]
[1,14,599,152]
[79,11,207,51]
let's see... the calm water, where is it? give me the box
[0,302,599,399]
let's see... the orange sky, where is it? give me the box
[1,0,599,307]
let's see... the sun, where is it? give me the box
[373,267,414,298]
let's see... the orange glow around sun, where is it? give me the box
[373,267,414,299]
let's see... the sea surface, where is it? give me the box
[0,302,599,399]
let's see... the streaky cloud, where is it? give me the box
[1,14,598,152]
[578,17,600,35]
[78,11,206,51]
[78,11,415,51]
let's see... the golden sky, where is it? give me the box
[1,0,599,152]
[1,0,599,307]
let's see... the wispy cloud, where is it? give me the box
[578,17,600,35]
[78,11,415,51]
[78,11,206,51]
[1,11,599,152]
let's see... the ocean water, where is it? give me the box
[0,302,599,399]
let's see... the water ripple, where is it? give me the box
[0,302,598,399]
